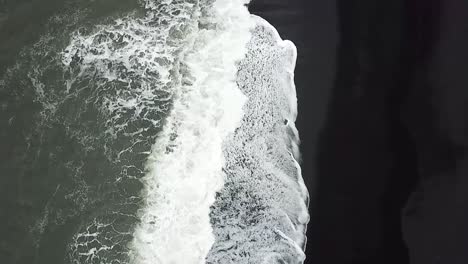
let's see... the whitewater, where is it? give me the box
[1,0,308,263]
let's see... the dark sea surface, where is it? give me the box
[1,1,309,263]
[1,2,155,264]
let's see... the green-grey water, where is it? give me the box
[1,2,159,263]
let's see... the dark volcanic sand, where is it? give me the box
[250,0,468,264]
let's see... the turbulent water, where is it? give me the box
[0,0,308,263]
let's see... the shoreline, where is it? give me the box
[248,1,337,262]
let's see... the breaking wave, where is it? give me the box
[1,0,308,263]
[62,0,308,263]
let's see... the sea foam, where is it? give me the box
[207,16,308,264]
[59,0,308,263]
[129,1,253,263]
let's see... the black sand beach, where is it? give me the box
[251,0,468,263]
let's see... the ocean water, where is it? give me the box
[0,1,308,263]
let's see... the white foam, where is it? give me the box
[61,1,201,146]
[206,16,309,264]
[59,1,211,262]
[129,1,253,264]
[57,0,308,263]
